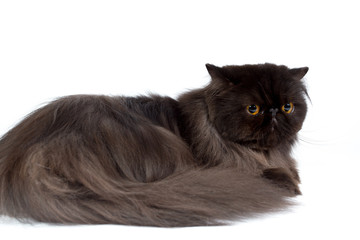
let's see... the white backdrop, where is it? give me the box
[0,1,359,239]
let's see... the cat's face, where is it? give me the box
[205,63,308,150]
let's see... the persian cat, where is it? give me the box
[0,63,309,227]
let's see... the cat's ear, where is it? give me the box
[289,67,309,80]
[206,64,223,79]
[206,64,231,84]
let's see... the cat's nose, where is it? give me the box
[269,108,278,117]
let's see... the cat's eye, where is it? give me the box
[247,105,260,115]
[281,102,294,114]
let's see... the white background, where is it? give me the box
[0,0,359,239]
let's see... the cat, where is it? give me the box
[0,63,309,227]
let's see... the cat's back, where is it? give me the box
[0,94,185,160]
[17,94,182,135]
[118,95,182,135]
[0,94,193,184]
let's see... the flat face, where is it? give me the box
[209,64,308,150]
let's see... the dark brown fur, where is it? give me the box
[0,63,309,227]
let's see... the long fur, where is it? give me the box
[0,63,308,227]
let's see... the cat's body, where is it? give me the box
[0,63,308,227]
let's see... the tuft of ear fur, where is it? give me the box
[289,67,309,80]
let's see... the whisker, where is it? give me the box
[297,134,336,146]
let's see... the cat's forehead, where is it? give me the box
[212,63,308,105]
[223,64,291,84]
[225,66,300,104]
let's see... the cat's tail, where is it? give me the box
[125,168,297,227]
[0,162,296,227]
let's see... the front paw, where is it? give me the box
[262,168,301,195]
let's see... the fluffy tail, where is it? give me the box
[0,163,295,227]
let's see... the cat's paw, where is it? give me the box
[262,168,301,195]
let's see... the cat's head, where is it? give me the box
[205,63,309,151]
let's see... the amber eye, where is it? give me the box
[247,104,260,115]
[282,102,294,114]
